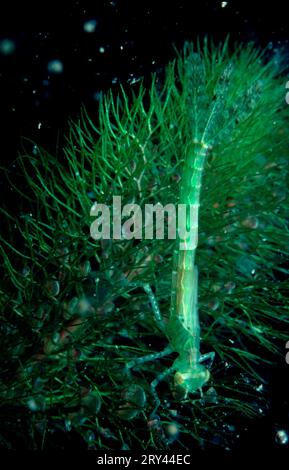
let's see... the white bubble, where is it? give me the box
[93,91,102,101]
[47,59,64,74]
[166,422,179,440]
[127,75,142,85]
[27,398,38,411]
[83,19,98,33]
[275,430,288,445]
[221,1,228,7]
[0,38,15,55]
[32,145,39,155]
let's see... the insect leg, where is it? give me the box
[126,346,173,414]
[143,283,165,331]
[199,351,215,369]
[126,345,173,371]
[150,364,175,416]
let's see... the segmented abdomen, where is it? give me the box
[168,141,209,360]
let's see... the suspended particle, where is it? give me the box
[27,395,45,412]
[166,422,179,442]
[221,3,228,9]
[27,398,38,412]
[32,145,39,155]
[223,423,236,432]
[127,75,142,85]
[275,429,289,445]
[93,91,103,101]
[0,38,15,55]
[47,59,64,74]
[99,47,105,54]
[83,19,98,33]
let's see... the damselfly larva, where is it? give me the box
[127,141,214,408]
[127,49,236,409]
[166,141,215,395]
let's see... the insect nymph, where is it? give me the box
[131,140,215,408]
[127,47,235,408]
[166,140,214,396]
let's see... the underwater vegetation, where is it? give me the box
[0,39,289,450]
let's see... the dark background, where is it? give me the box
[0,0,289,454]
[0,0,288,165]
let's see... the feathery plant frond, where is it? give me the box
[0,40,288,450]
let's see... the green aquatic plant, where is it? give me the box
[0,39,289,450]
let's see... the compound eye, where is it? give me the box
[175,367,210,392]
[174,371,185,386]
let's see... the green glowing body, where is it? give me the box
[167,142,211,393]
